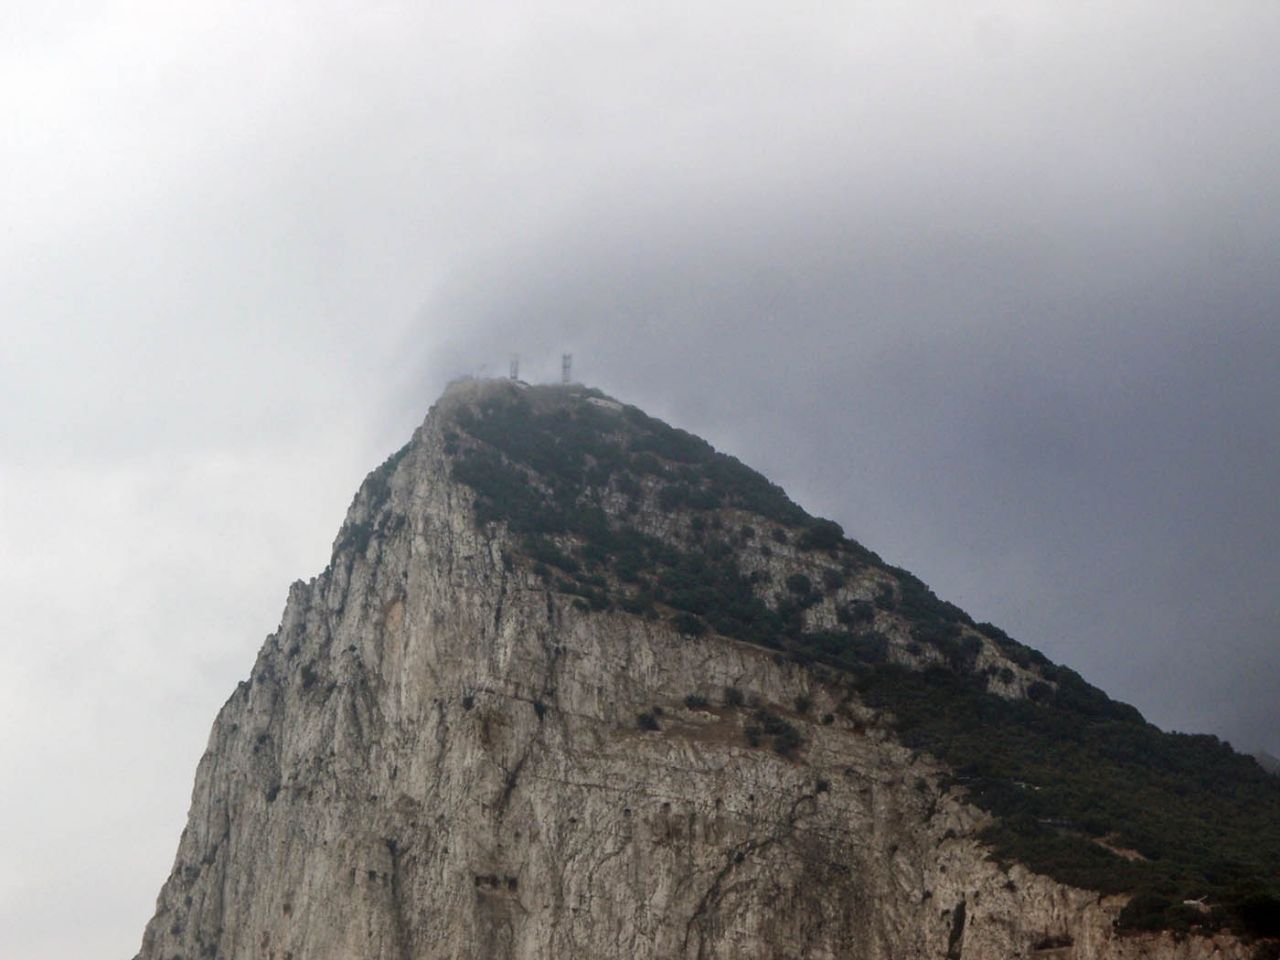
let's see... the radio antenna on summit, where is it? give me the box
[561,353,572,385]
[509,355,519,381]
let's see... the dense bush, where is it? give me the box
[798,518,845,551]
[751,710,804,756]
[672,612,708,636]
[1235,890,1280,938]
[837,600,875,626]
[822,568,846,591]
[785,573,813,596]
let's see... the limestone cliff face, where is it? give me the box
[136,381,1250,960]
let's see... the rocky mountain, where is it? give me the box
[136,379,1280,960]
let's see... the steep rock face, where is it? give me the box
[137,381,1252,960]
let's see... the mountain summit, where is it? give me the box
[137,379,1279,960]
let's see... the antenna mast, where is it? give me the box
[561,353,573,385]
[509,355,519,380]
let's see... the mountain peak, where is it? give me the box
[137,381,1280,959]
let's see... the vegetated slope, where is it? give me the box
[446,381,1280,938]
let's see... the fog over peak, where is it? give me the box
[3,4,1278,957]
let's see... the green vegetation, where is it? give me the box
[447,383,1280,937]
[854,664,1280,935]
[449,386,881,660]
[744,709,804,756]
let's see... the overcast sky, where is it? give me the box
[3,4,1279,958]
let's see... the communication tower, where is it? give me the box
[562,353,573,385]
[509,355,519,381]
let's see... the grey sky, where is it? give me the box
[3,4,1278,958]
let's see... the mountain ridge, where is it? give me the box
[424,379,1280,937]
[135,377,1279,960]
